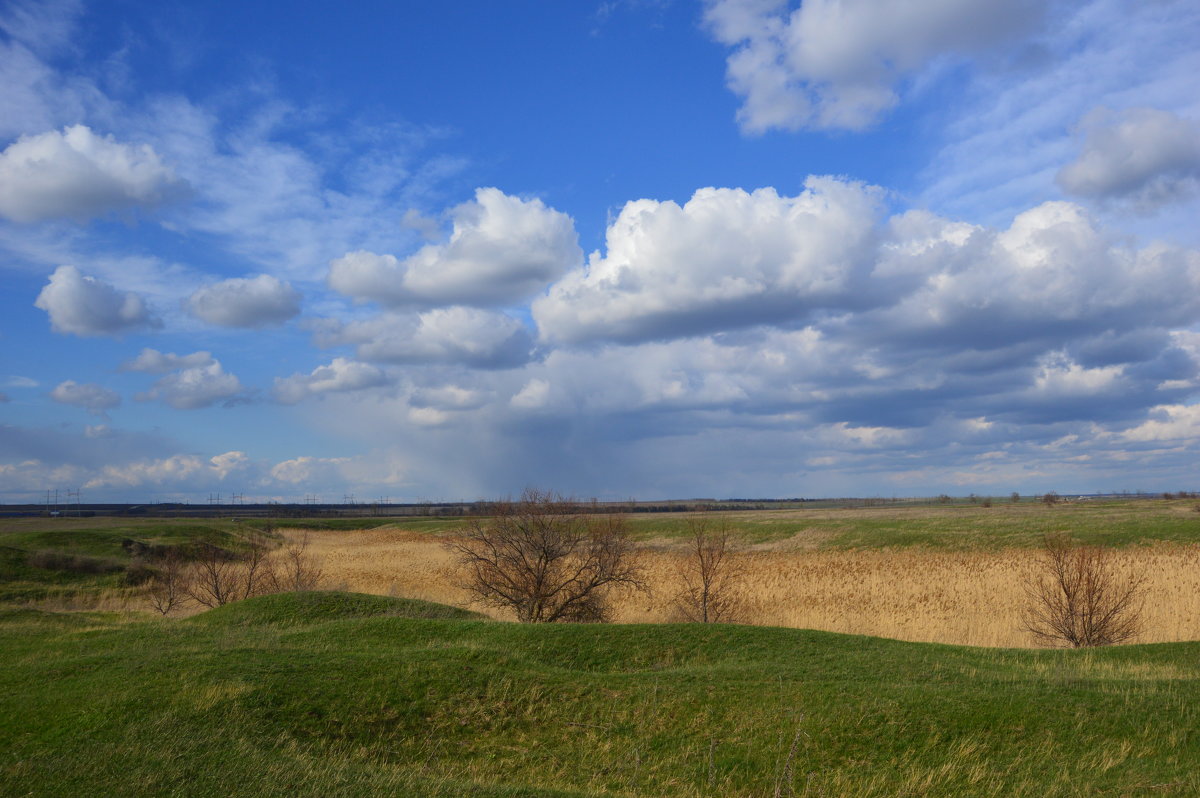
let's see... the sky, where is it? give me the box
[2,0,1200,504]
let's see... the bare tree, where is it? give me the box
[672,517,745,623]
[186,542,243,609]
[448,489,644,623]
[146,548,191,616]
[1023,534,1146,647]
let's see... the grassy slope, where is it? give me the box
[2,592,1198,797]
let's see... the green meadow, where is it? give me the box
[2,501,1200,796]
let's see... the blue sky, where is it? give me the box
[2,0,1200,503]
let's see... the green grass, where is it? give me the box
[624,499,1200,549]
[3,502,1198,795]
[1,591,1198,796]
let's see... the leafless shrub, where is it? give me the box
[239,529,278,598]
[146,548,191,616]
[448,488,644,623]
[672,517,745,623]
[180,528,324,609]
[274,531,323,592]
[1010,492,1021,503]
[980,496,993,508]
[1023,534,1146,647]
[1042,491,1060,506]
[186,530,268,607]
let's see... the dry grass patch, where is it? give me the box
[301,525,1200,647]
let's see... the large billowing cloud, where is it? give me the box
[848,202,1200,355]
[703,0,1045,132]
[0,124,186,222]
[534,178,883,344]
[185,274,301,328]
[328,187,582,307]
[1057,107,1200,209]
[535,182,1200,355]
[34,265,158,336]
[273,358,390,405]
[315,307,534,369]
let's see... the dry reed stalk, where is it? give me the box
[188,529,1200,647]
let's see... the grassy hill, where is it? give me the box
[3,591,1198,797]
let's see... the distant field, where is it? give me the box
[618,498,1200,548]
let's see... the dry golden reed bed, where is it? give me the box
[291,526,1200,648]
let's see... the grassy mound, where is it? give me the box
[2,604,1199,797]
[191,590,487,626]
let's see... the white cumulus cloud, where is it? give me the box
[0,124,187,222]
[704,0,1045,132]
[209,450,249,479]
[49,380,120,415]
[84,454,208,489]
[273,358,390,405]
[185,274,301,328]
[328,187,582,307]
[533,178,883,344]
[1057,107,1200,209]
[135,357,245,410]
[316,307,534,368]
[1122,404,1200,442]
[268,455,351,485]
[34,265,158,337]
[120,348,215,374]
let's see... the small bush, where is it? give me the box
[1023,534,1145,647]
